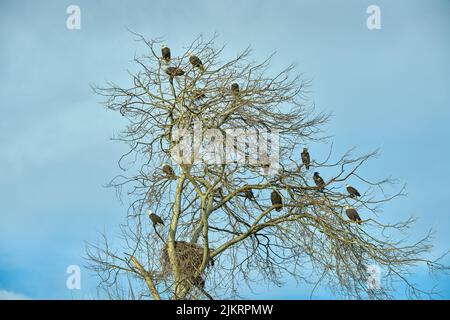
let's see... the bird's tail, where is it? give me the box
[200,64,206,72]
[153,225,166,244]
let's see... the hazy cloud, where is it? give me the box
[0,289,30,300]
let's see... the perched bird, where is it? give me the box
[161,44,171,63]
[244,189,256,201]
[345,206,362,224]
[346,184,361,198]
[271,190,283,212]
[162,164,175,177]
[189,53,205,71]
[148,210,164,227]
[313,172,326,191]
[301,148,311,170]
[192,89,206,100]
[231,83,240,96]
[193,275,205,289]
[212,188,223,199]
[165,67,185,80]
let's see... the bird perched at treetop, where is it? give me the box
[161,44,171,63]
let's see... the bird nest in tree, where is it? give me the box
[160,241,210,282]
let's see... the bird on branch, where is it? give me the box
[161,44,171,64]
[346,184,361,198]
[189,53,205,72]
[162,164,175,178]
[313,172,326,191]
[165,67,185,83]
[301,147,311,170]
[231,83,240,96]
[244,189,256,201]
[345,206,362,224]
[271,190,283,212]
[148,210,164,227]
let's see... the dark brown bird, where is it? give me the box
[162,164,175,177]
[192,89,206,100]
[313,172,326,191]
[161,44,171,63]
[212,188,223,199]
[271,190,283,212]
[345,206,362,224]
[231,83,240,96]
[165,67,185,79]
[346,184,361,198]
[193,275,205,288]
[189,54,205,71]
[148,210,164,226]
[244,189,256,201]
[301,148,311,170]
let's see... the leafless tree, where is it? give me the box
[87,34,448,300]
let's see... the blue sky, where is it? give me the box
[0,0,449,299]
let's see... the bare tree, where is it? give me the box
[87,34,448,300]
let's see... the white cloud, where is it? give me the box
[0,289,30,300]
[0,101,115,181]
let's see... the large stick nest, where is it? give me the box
[160,241,211,281]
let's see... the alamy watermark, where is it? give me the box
[66,5,81,30]
[367,264,381,290]
[66,265,81,290]
[170,120,280,176]
[367,5,381,30]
